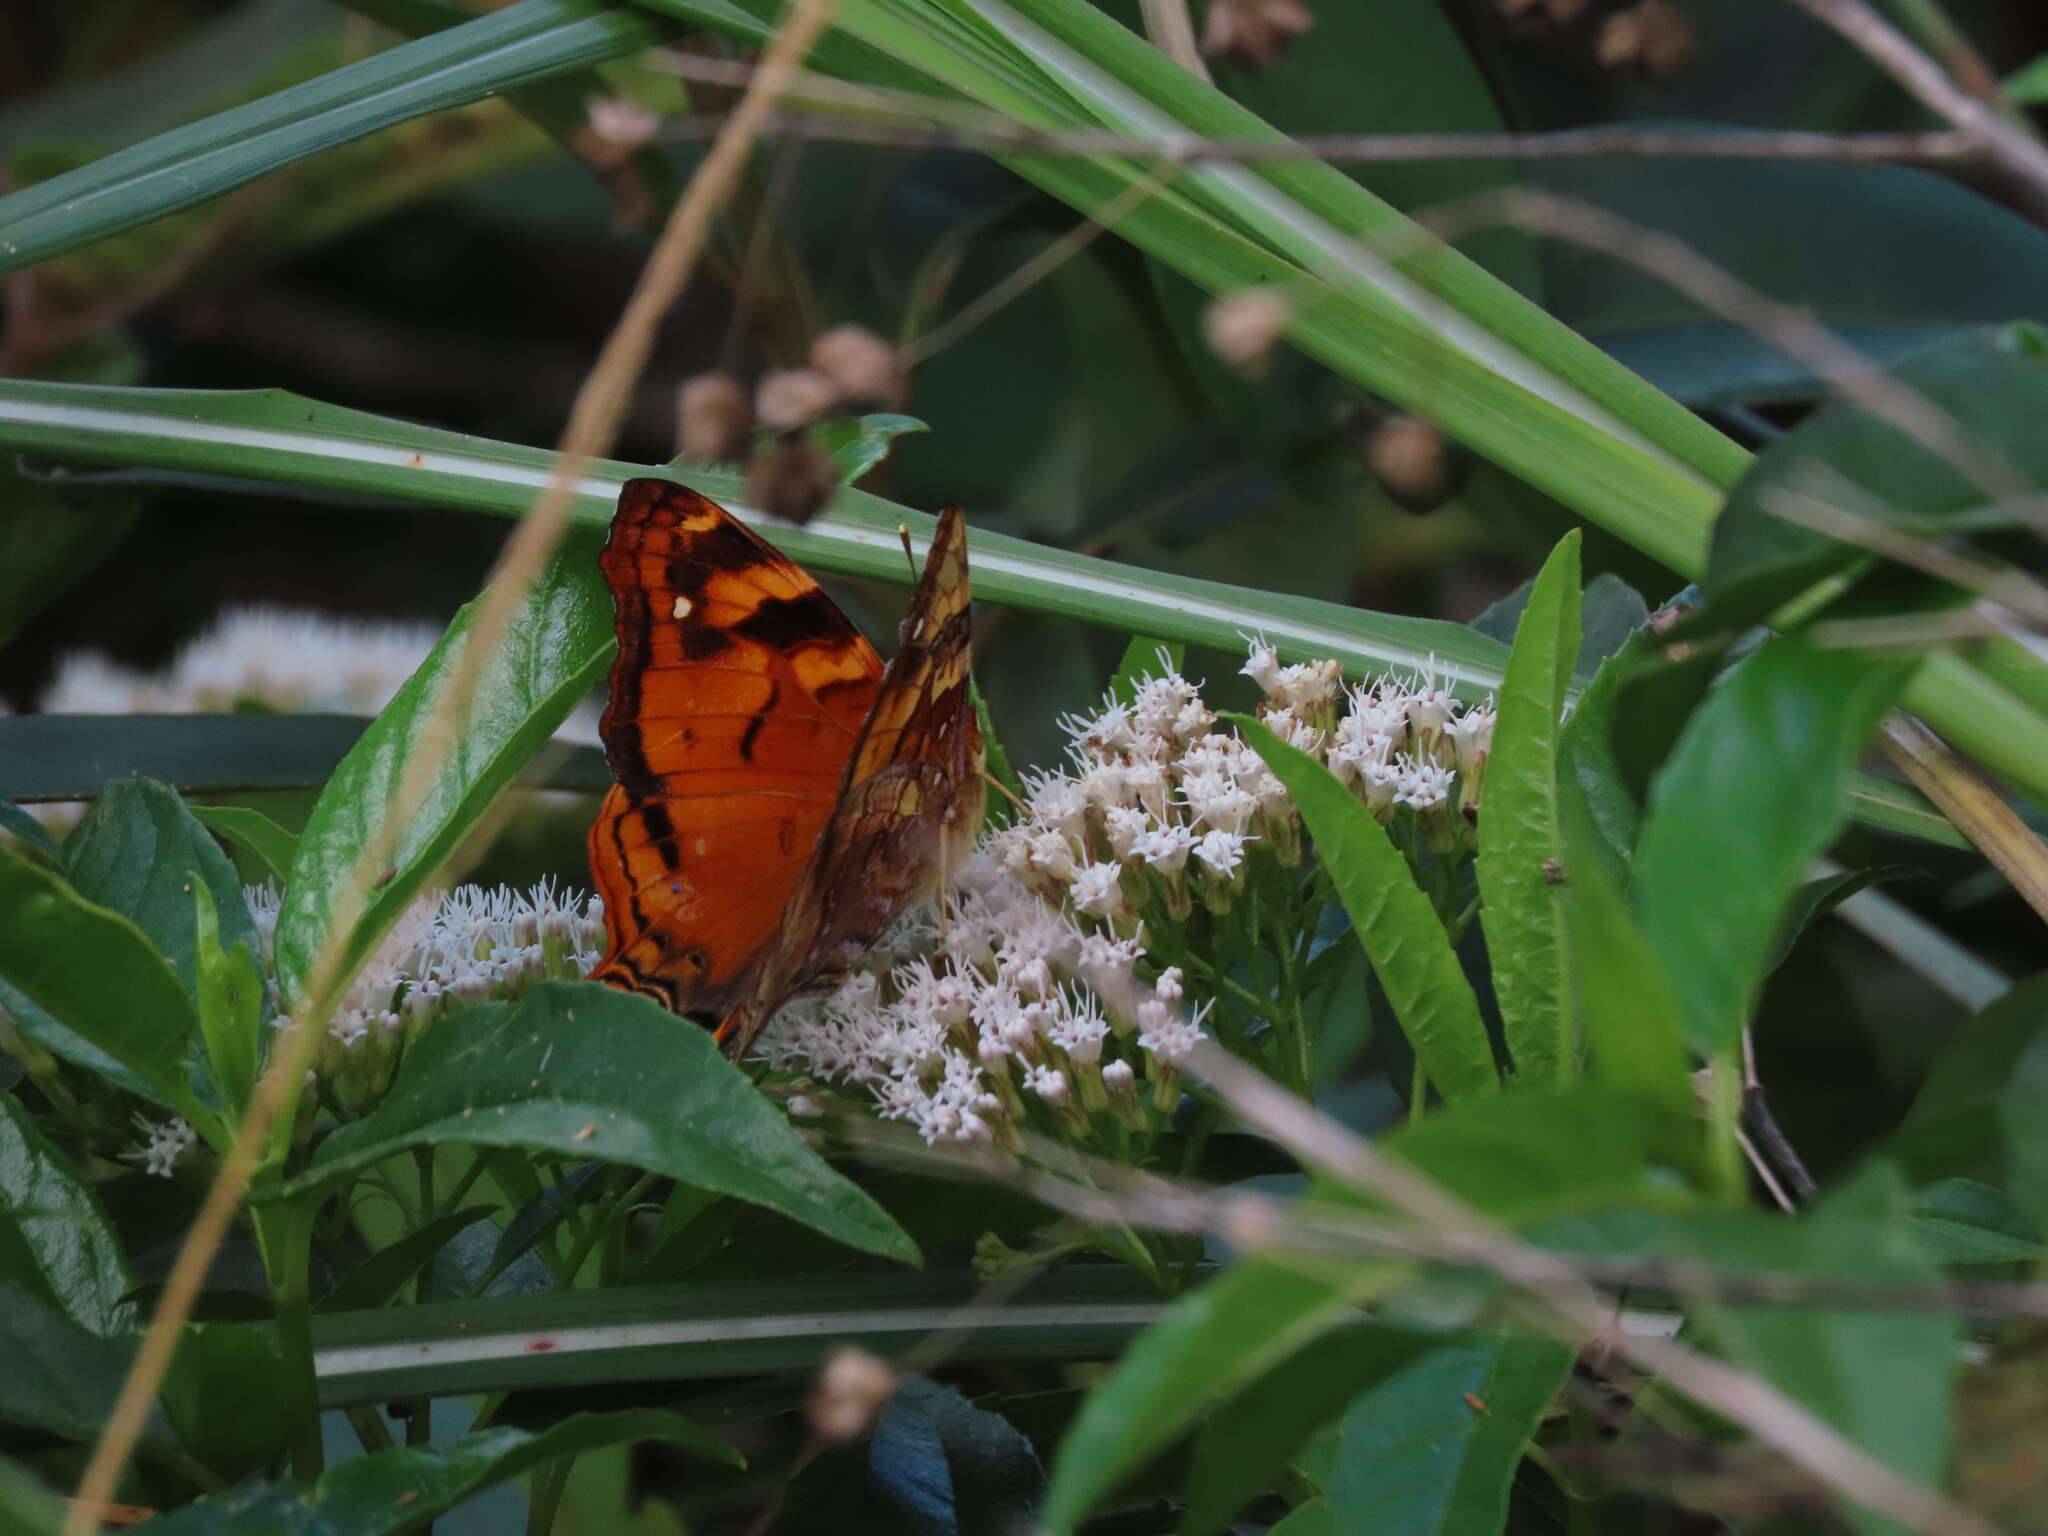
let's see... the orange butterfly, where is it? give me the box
[586,478,985,1059]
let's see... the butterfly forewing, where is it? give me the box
[587,479,883,1016]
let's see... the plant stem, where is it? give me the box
[408,1146,436,1448]
[251,1198,323,1478]
[526,1455,573,1536]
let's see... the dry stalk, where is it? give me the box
[1883,714,2048,925]
[62,0,847,1521]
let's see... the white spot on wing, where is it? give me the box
[672,596,694,620]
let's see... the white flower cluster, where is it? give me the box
[978,641,1494,928]
[761,854,1207,1148]
[132,1114,198,1179]
[249,879,607,1112]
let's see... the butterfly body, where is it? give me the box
[586,478,982,1057]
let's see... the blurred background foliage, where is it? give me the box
[3,0,2047,1188]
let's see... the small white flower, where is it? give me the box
[1130,823,1197,876]
[134,1115,197,1179]
[1023,1064,1071,1104]
[1240,634,1282,695]
[1048,993,1110,1065]
[1154,967,1185,1004]
[1069,862,1127,919]
[1102,805,1151,861]
[1393,754,1455,812]
[1027,829,1079,883]
[1102,1059,1136,1096]
[1193,828,1254,878]
[1137,999,1208,1066]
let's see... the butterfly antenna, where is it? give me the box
[898,523,918,580]
[980,769,1028,816]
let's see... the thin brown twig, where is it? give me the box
[1785,0,2048,204]
[61,0,847,1523]
[1883,714,2048,925]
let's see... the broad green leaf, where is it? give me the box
[1040,1259,1403,1533]
[1327,1332,1573,1536]
[1046,1084,1648,1533]
[0,712,608,803]
[1764,865,1919,977]
[65,779,257,1000]
[1180,1323,1433,1536]
[0,458,139,651]
[1906,1179,2040,1265]
[1234,715,1497,1102]
[272,540,610,1007]
[2010,53,2048,105]
[0,1094,133,1335]
[1999,999,2048,1233]
[1540,159,2048,406]
[187,805,299,885]
[0,1285,181,1463]
[1561,808,1695,1133]
[1554,637,1640,895]
[317,1206,500,1315]
[0,0,670,273]
[1269,1501,1332,1536]
[137,1410,739,1535]
[160,1321,292,1480]
[1688,1168,1953,1536]
[0,839,205,1119]
[282,982,916,1263]
[865,1377,1045,1536]
[1633,637,1912,1055]
[805,413,931,484]
[0,797,61,867]
[1895,974,2047,1186]
[1475,530,1580,1083]
[0,1457,64,1536]
[1705,325,2048,628]
[190,873,265,1121]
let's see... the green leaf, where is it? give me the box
[1233,714,1497,1103]
[272,540,610,1008]
[190,873,265,1122]
[160,1321,292,1479]
[1906,1179,2040,1265]
[0,1457,64,1536]
[1270,1500,1333,1536]
[1561,807,1696,1134]
[1327,1332,1573,1536]
[0,0,669,273]
[1705,325,2048,627]
[2010,53,2048,105]
[1690,1168,1953,1536]
[139,1410,738,1535]
[0,1093,134,1335]
[0,839,205,1118]
[283,982,916,1263]
[805,413,931,484]
[0,1284,180,1462]
[1040,1258,1403,1534]
[187,805,299,885]
[1764,864,1919,978]
[0,458,139,652]
[1180,1323,1434,1536]
[318,1206,500,1315]
[1895,974,2047,1186]
[1475,531,1580,1083]
[0,712,609,803]
[0,796,61,867]
[1633,636,1912,1056]
[1998,1000,2048,1234]
[64,778,258,1000]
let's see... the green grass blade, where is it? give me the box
[0,0,667,274]
[1474,532,1579,1084]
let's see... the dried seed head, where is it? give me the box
[675,372,752,463]
[1202,287,1292,375]
[808,1346,897,1444]
[745,435,838,525]
[1495,0,1588,27]
[1366,416,1451,512]
[1200,0,1315,68]
[756,368,838,431]
[585,97,661,148]
[809,324,899,404]
[1596,0,1696,79]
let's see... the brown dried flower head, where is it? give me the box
[1596,0,1696,79]
[810,324,900,405]
[1202,287,1292,375]
[1366,415,1451,512]
[746,434,839,525]
[675,372,752,463]
[1200,0,1314,69]
[808,1347,897,1444]
[756,368,838,432]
